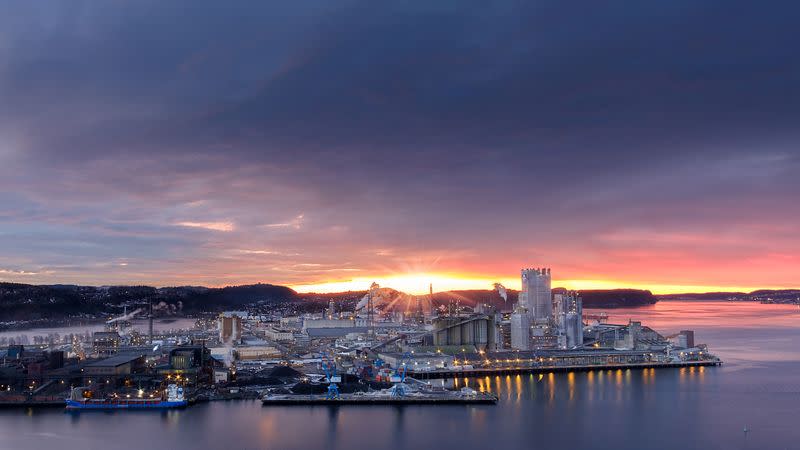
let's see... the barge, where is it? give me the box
[65,384,187,410]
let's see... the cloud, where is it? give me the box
[0,1,797,291]
[264,214,304,229]
[174,221,235,232]
[0,268,40,276]
[236,249,302,256]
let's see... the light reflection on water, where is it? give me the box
[0,301,798,450]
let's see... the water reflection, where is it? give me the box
[392,406,405,449]
[567,372,575,403]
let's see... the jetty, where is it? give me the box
[262,391,498,406]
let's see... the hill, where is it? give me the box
[0,282,297,322]
[16,280,797,326]
[576,289,658,307]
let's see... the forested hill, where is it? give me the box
[0,282,297,321]
[576,289,658,307]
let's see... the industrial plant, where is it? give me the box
[0,267,720,408]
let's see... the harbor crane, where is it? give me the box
[389,352,411,397]
[321,356,341,400]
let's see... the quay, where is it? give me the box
[0,399,63,407]
[262,393,498,405]
[0,395,64,408]
[409,359,722,379]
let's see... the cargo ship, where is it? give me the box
[65,384,187,410]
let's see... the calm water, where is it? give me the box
[0,318,199,341]
[1,301,799,450]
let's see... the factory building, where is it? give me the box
[585,321,668,351]
[553,292,583,349]
[302,318,357,331]
[521,268,552,324]
[83,353,146,377]
[378,352,454,371]
[92,331,121,356]
[218,312,244,344]
[498,313,512,349]
[235,346,281,360]
[510,268,586,350]
[677,330,695,349]
[430,314,500,351]
[510,312,531,350]
[263,327,295,342]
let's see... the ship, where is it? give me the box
[65,384,187,410]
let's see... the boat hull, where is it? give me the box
[65,399,187,410]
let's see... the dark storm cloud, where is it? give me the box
[0,0,798,288]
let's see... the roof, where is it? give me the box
[413,345,476,355]
[306,327,368,338]
[86,353,144,367]
[378,351,453,360]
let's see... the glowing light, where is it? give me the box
[292,273,519,295]
[290,271,780,295]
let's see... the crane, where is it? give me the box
[389,352,411,397]
[354,282,380,337]
[321,356,341,400]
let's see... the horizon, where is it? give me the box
[2,275,797,297]
[1,2,799,296]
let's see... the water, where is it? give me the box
[0,318,199,342]
[1,301,798,450]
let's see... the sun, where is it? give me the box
[291,273,519,295]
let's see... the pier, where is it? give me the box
[409,360,722,379]
[262,393,498,405]
[0,396,64,408]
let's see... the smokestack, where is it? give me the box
[493,283,508,303]
[148,299,154,345]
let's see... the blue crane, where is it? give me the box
[390,352,411,397]
[321,356,341,400]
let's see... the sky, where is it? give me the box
[0,1,798,295]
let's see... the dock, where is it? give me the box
[262,393,498,405]
[0,395,65,408]
[408,359,722,379]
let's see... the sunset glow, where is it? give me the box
[0,2,798,296]
[289,274,795,296]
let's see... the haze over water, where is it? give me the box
[0,301,797,450]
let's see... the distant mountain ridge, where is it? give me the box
[3,281,794,324]
[431,288,658,309]
[657,289,800,302]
